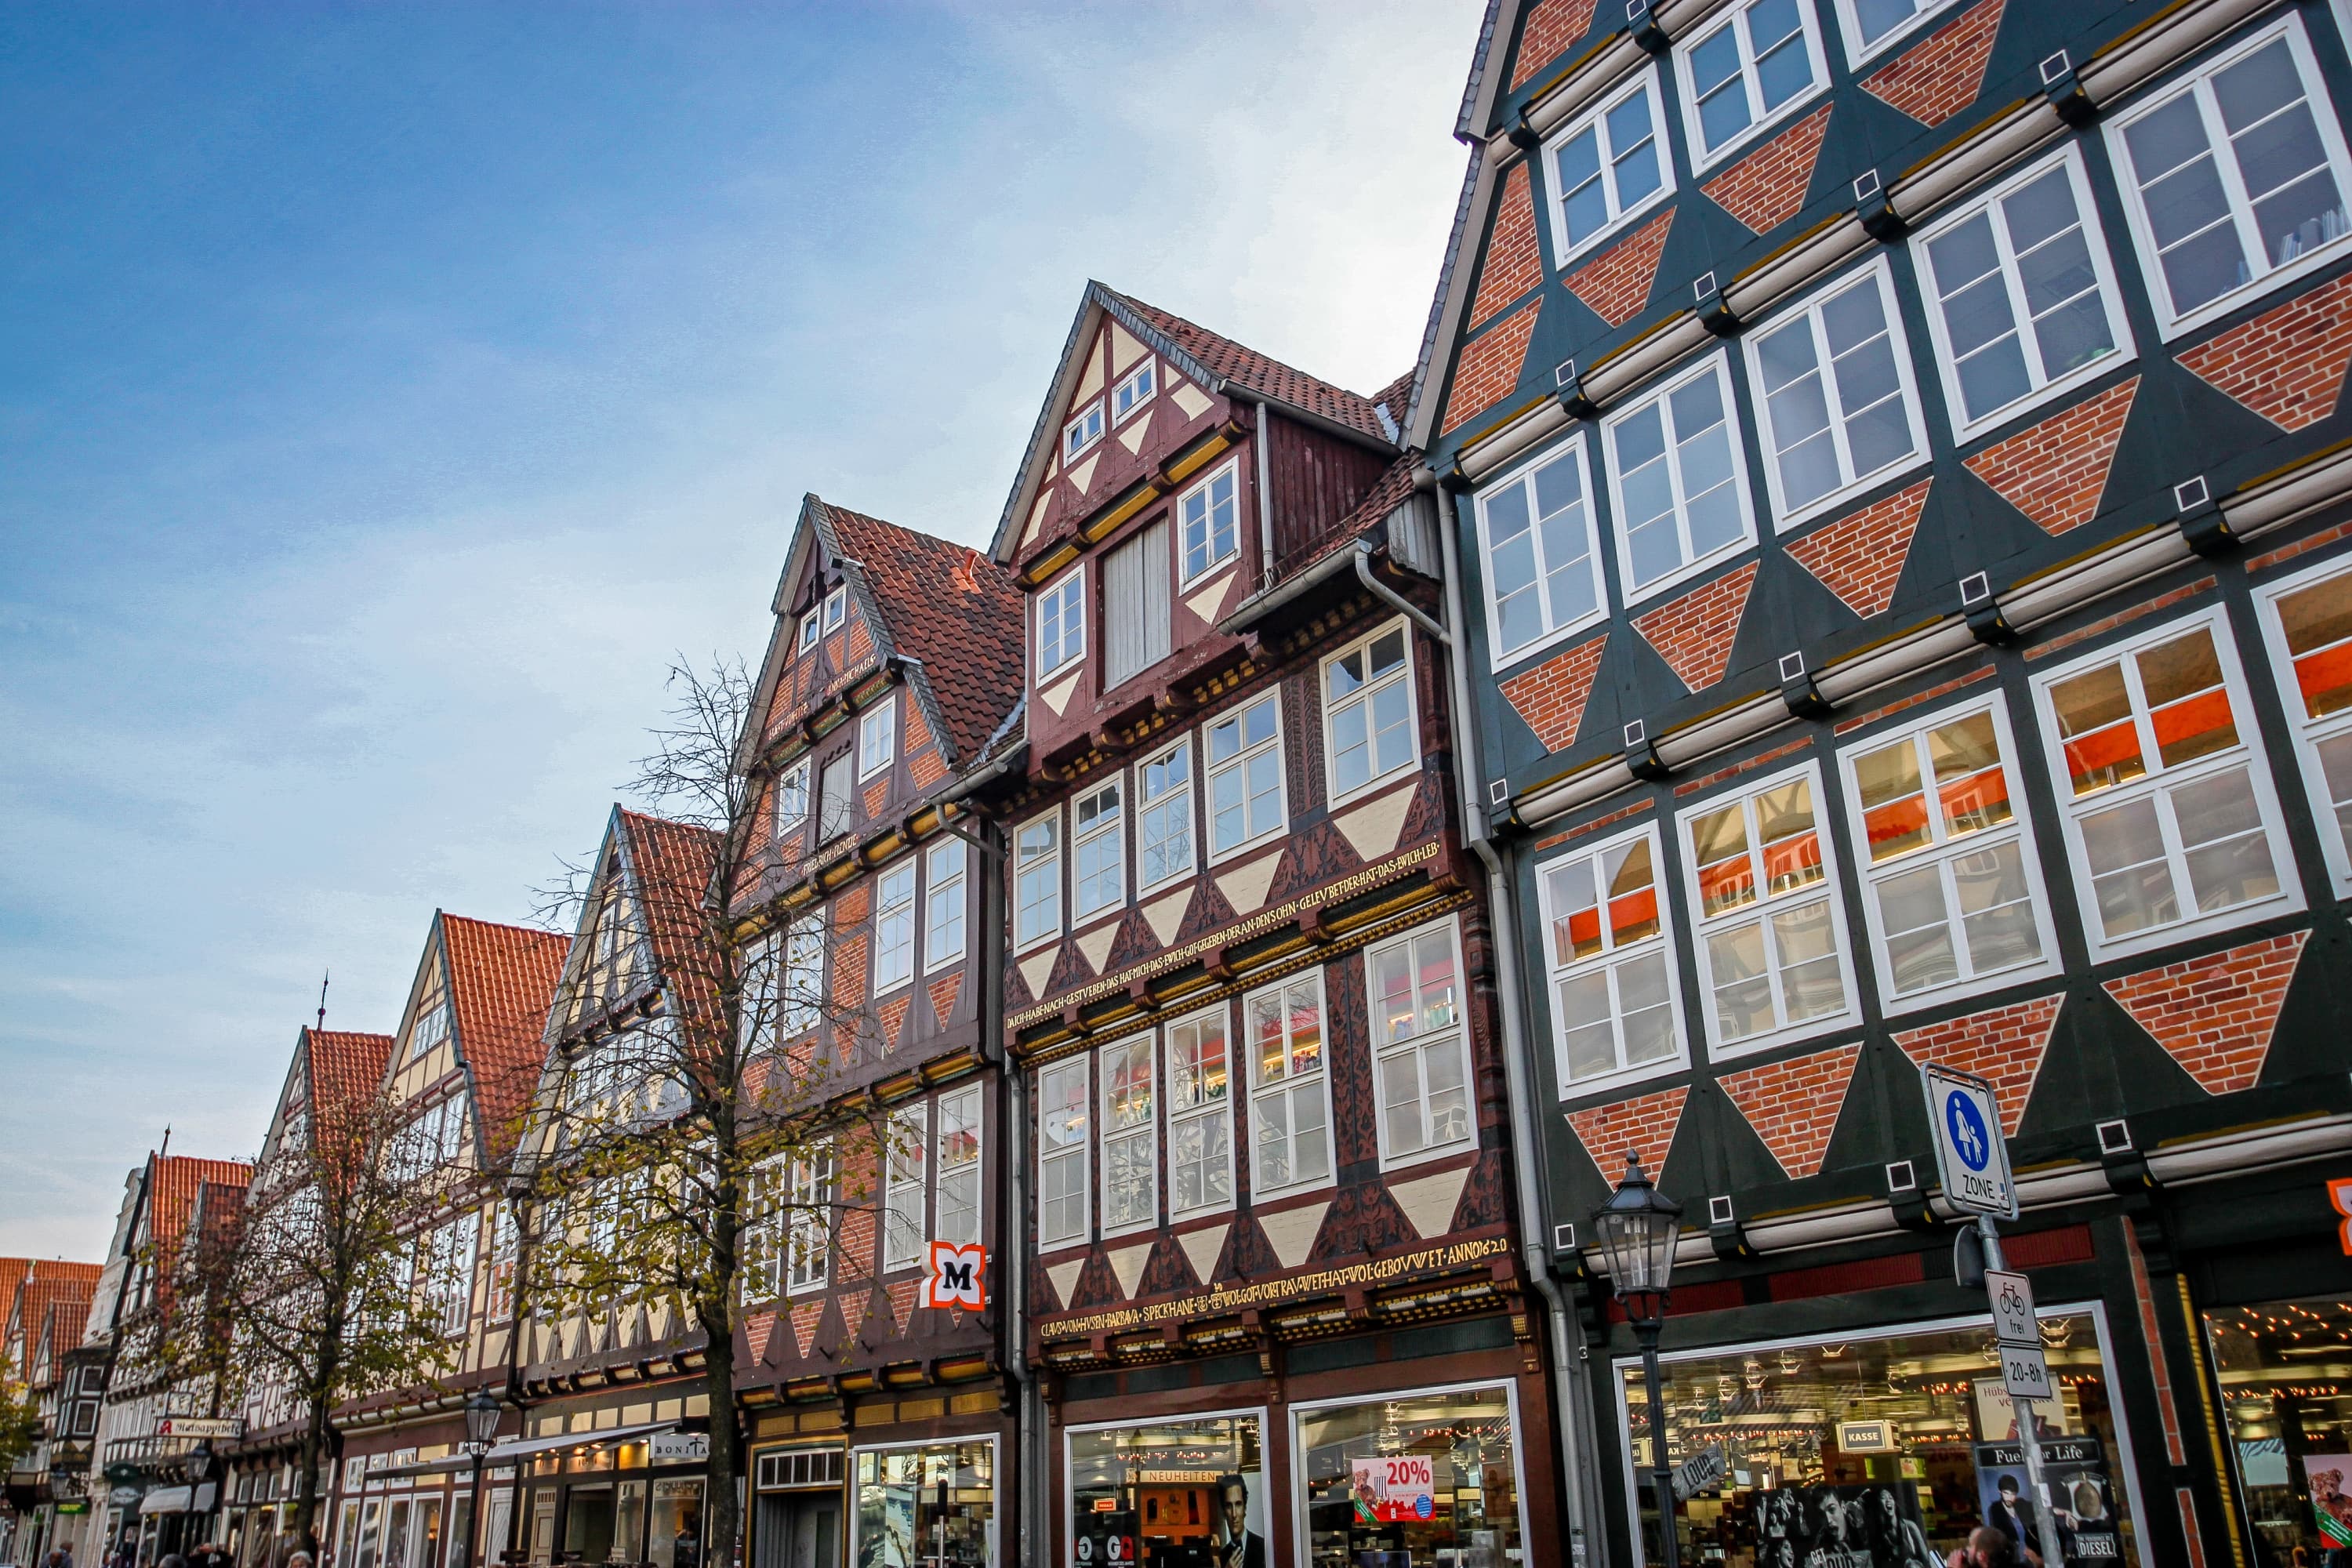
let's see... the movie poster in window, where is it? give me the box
[1973,1439,2122,1563]
[1754,1483,1937,1568]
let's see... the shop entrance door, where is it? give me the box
[561,1487,615,1566]
[752,1495,836,1568]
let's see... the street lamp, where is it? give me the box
[1592,1155,1685,1568]
[461,1392,502,1568]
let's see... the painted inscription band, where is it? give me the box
[1039,1234,1512,1340]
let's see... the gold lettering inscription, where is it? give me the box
[1040,1235,1509,1340]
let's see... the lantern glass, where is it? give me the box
[1591,1156,1682,1298]
[464,1392,501,1450]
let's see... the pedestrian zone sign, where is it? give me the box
[923,1240,986,1311]
[1921,1063,2016,1218]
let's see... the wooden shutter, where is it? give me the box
[1102,520,1171,688]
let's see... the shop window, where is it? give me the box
[2256,557,2352,896]
[1673,0,1828,171]
[1367,918,1473,1170]
[2031,610,2300,960]
[1605,354,1757,604]
[1037,1057,1090,1247]
[1247,973,1333,1197]
[1069,1413,1263,1568]
[1323,619,1418,804]
[1838,695,2059,1012]
[1746,259,1929,528]
[1165,1005,1233,1219]
[1099,1035,1158,1237]
[1477,435,1606,666]
[1537,824,1686,1094]
[648,1478,701,1568]
[2205,1295,2352,1568]
[883,1105,927,1273]
[935,1083,982,1247]
[1295,1382,1526,1568]
[1617,1310,2145,1568]
[1137,736,1196,892]
[1544,67,1674,264]
[852,1442,995,1568]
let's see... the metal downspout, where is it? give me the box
[1432,474,1602,1568]
[1254,398,1277,590]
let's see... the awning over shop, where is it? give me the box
[481,1422,677,1465]
[362,1456,472,1483]
[140,1488,191,1515]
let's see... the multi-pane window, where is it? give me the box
[1037,1058,1090,1247]
[884,1106,927,1272]
[1477,437,1603,666]
[1916,147,2133,438]
[1065,401,1104,459]
[780,916,824,1038]
[823,587,846,633]
[1841,699,2056,1008]
[1037,570,1085,678]
[1747,260,1926,526]
[741,1159,784,1304]
[740,931,780,1052]
[1015,815,1062,949]
[1544,68,1672,263]
[924,839,966,970]
[858,695,895,780]
[1165,1009,1233,1218]
[1104,519,1173,688]
[2109,17,2352,335]
[775,759,811,845]
[1675,0,1825,169]
[1681,764,1859,1051]
[1138,738,1195,892]
[1537,827,1682,1092]
[1367,920,1472,1167]
[1098,1036,1157,1236]
[421,1218,475,1337]
[1113,361,1156,423]
[1181,463,1241,584]
[786,1146,833,1293]
[1833,0,1958,60]
[1207,694,1285,856]
[1073,781,1125,920]
[1324,622,1417,801]
[935,1085,983,1247]
[2258,560,2352,893]
[817,751,855,842]
[486,1203,519,1320]
[1247,975,1331,1196]
[1605,354,1755,602]
[873,861,917,993]
[2034,612,2297,956]
[797,609,821,653]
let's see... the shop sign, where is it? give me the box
[1837,1421,1898,1454]
[1986,1269,2038,1346]
[648,1432,708,1466]
[1670,1446,1727,1501]
[1044,1234,1510,1338]
[56,1501,89,1516]
[2329,1176,2351,1255]
[1921,1064,2015,1218]
[1350,1455,1436,1522]
[108,1488,142,1509]
[923,1241,986,1312]
[155,1417,244,1439]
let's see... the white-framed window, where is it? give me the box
[1830,0,1960,65]
[1072,779,1125,920]
[422,1217,475,1337]
[779,914,824,1039]
[2032,608,2302,958]
[817,750,855,842]
[1679,760,1862,1054]
[923,839,967,971]
[1606,352,1756,604]
[1476,435,1605,668]
[1913,145,2136,441]
[1036,1057,1090,1247]
[1544,66,1674,265]
[785,1145,833,1294]
[1137,736,1196,893]
[935,1083,983,1247]
[740,931,780,1053]
[823,586,846,632]
[883,1105,927,1272]
[797,609,821,653]
[1065,401,1105,459]
[2255,555,2352,895]
[1745,258,1929,528]
[1367,919,1474,1170]
[873,859,917,994]
[1164,1007,1233,1219]
[858,695,895,781]
[1037,568,1085,679]
[741,1157,785,1304]
[2107,14,2352,338]
[1838,694,2060,1011]
[1113,361,1156,424]
[1207,693,1286,858]
[1535,824,1686,1094]
[774,758,811,845]
[1180,461,1241,585]
[1673,0,1828,171]
[1014,812,1062,950]
[1323,620,1418,804]
[1246,974,1333,1196]
[1098,1035,1158,1236]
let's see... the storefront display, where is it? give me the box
[851,1440,994,1568]
[1613,1309,2144,1568]
[1068,1412,1263,1568]
[2205,1294,2352,1568]
[1292,1383,1526,1568]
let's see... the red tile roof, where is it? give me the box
[147,1156,255,1253]
[7,1276,93,1380]
[818,500,1025,765]
[441,914,569,1163]
[1104,289,1403,445]
[617,809,724,1033]
[35,1286,95,1364]
[307,1029,395,1123]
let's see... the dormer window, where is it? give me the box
[1112,362,1156,424]
[1065,402,1105,460]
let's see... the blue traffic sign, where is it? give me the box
[1945,1091,1992,1173]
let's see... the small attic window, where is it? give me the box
[1113,362,1156,424]
[823,586,846,631]
[797,610,820,652]
[1065,401,1105,460]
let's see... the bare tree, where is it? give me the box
[517,657,904,1568]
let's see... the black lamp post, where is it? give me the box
[461,1392,502,1568]
[1592,1154,1685,1568]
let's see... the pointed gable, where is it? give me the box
[440,913,569,1163]
[145,1155,256,1257]
[617,808,724,1027]
[307,1029,396,1122]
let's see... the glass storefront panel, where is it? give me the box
[565,1486,616,1564]
[2205,1294,2352,1568]
[648,1479,702,1568]
[851,1441,995,1568]
[1615,1309,2140,1568]
[1069,1412,1264,1568]
[1294,1383,1525,1568]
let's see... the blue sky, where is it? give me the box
[0,3,1481,1255]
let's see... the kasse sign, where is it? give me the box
[1920,1063,2016,1218]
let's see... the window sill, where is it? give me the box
[1207,830,1287,871]
[1134,869,1197,904]
[1555,1052,1688,1102]
[1327,760,1422,816]
[1772,450,1933,535]
[2079,891,2308,967]
[1945,352,2138,450]
[1702,1013,1863,1063]
[1686,82,1830,179]
[1873,953,2063,1020]
[2149,243,2352,343]
[1487,604,1610,678]
[1098,1220,1160,1244]
[1178,554,1240,595]
[1376,1135,1479,1178]
[1554,183,1676,274]
[1618,536,1756,612]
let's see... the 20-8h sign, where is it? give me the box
[1920,1063,2017,1218]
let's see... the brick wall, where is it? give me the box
[1786,478,1931,617]
[1472,162,1544,331]
[1632,561,1757,691]
[1861,0,2005,126]
[1892,992,2064,1134]
[928,971,963,1027]
[1565,208,1675,327]
[1718,1042,1862,1179]
[1512,0,1599,89]
[1446,296,1544,432]
[1499,633,1609,751]
[1566,1084,1690,1181]
[1962,376,2138,535]
[2102,931,2309,1094]
[1702,105,1831,234]
[2177,270,2352,430]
